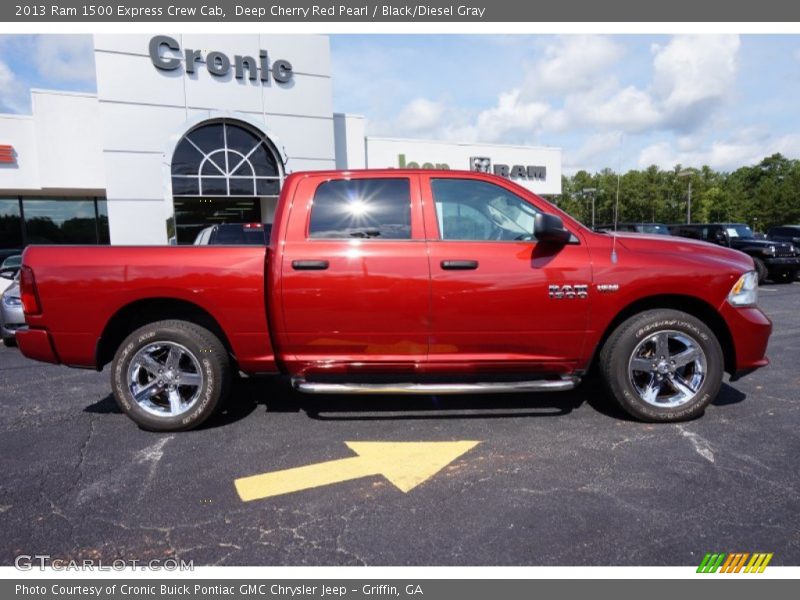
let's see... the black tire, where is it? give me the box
[774,270,794,284]
[753,258,768,284]
[111,320,230,431]
[2,336,16,347]
[599,309,723,422]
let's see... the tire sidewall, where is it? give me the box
[753,258,768,284]
[610,312,723,422]
[112,323,222,431]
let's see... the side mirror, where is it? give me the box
[0,268,15,280]
[534,213,571,245]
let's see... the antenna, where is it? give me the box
[611,133,623,264]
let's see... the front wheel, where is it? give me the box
[599,309,723,422]
[111,320,230,431]
[753,258,768,284]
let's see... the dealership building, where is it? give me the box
[0,34,561,247]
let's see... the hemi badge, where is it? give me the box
[596,283,620,293]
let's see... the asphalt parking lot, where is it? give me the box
[1,283,798,567]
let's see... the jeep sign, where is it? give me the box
[148,35,294,84]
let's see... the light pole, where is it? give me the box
[581,187,597,228]
[677,169,695,224]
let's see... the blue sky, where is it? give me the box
[2,34,800,174]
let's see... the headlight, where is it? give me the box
[761,246,776,256]
[2,294,21,308]
[728,271,758,307]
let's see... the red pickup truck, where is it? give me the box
[16,170,771,431]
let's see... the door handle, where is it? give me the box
[441,260,479,270]
[292,260,329,270]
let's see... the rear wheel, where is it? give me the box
[111,320,230,431]
[2,336,16,347]
[599,309,723,422]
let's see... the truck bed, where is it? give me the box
[18,246,276,372]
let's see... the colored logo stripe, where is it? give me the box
[745,553,773,573]
[697,552,773,573]
[697,553,726,573]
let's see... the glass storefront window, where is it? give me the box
[173,197,262,245]
[171,120,282,198]
[171,119,283,245]
[97,199,110,244]
[22,198,99,244]
[0,198,23,249]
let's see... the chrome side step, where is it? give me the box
[292,377,580,395]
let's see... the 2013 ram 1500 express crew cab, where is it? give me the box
[16,170,771,430]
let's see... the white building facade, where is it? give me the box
[0,34,561,248]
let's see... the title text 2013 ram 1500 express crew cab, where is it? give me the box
[16,170,772,431]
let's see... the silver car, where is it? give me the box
[0,273,24,347]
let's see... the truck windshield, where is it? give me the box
[726,225,755,239]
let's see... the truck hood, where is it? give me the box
[608,232,754,271]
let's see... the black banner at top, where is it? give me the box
[4,0,800,22]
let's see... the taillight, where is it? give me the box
[19,265,41,315]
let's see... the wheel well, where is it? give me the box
[592,295,736,375]
[95,298,234,370]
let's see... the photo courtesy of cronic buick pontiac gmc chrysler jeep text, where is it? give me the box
[15,170,771,431]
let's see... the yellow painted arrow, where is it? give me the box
[234,441,480,502]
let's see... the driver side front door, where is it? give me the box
[421,175,592,376]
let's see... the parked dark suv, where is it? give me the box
[594,223,672,235]
[669,223,800,283]
[767,225,800,246]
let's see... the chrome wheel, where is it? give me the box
[628,330,707,408]
[127,341,204,417]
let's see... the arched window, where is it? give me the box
[171,120,283,197]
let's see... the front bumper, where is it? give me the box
[763,256,800,270]
[0,305,25,339]
[720,302,772,378]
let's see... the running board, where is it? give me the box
[291,377,580,395]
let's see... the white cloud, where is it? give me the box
[396,98,447,133]
[550,35,740,136]
[522,35,624,98]
[372,90,550,145]
[0,59,30,113]
[34,35,95,83]
[636,128,800,171]
[559,85,661,133]
[650,35,740,131]
[353,34,750,172]
[564,132,624,172]
[471,90,551,143]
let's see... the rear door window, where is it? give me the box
[309,178,411,239]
